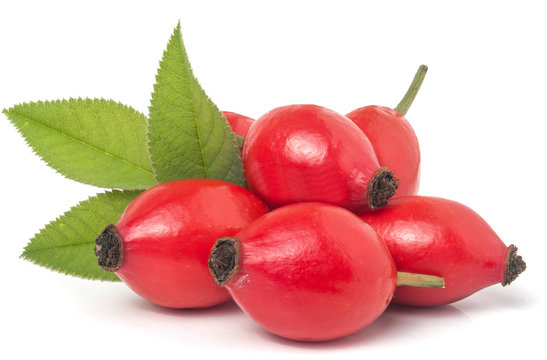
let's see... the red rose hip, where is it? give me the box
[359,196,526,306]
[346,65,427,197]
[94,179,269,308]
[242,104,399,212]
[208,203,443,341]
[222,111,254,138]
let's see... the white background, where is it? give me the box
[1,1,545,359]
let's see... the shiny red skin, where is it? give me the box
[346,106,420,197]
[359,196,508,306]
[222,111,255,137]
[242,104,382,212]
[225,203,397,341]
[115,179,269,308]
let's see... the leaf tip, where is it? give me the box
[19,245,38,265]
[173,20,182,36]
[19,249,28,260]
[20,236,37,260]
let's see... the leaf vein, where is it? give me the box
[9,109,154,177]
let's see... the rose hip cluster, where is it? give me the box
[95,67,526,342]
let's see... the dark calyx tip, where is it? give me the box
[367,167,400,209]
[503,245,526,286]
[94,224,123,272]
[208,237,240,287]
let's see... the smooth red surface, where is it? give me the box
[115,179,269,308]
[225,203,397,341]
[242,104,382,212]
[222,111,255,137]
[360,196,508,306]
[346,106,420,197]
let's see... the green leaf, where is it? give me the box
[21,190,141,281]
[3,99,156,189]
[148,23,245,186]
[236,135,245,149]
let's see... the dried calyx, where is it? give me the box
[503,245,526,286]
[95,224,123,272]
[209,237,240,286]
[368,167,400,209]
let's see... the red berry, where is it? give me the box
[359,196,526,306]
[242,104,399,212]
[222,111,255,138]
[94,179,269,308]
[208,203,443,341]
[346,65,427,197]
[346,106,420,197]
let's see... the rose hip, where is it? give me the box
[242,104,399,212]
[208,202,444,341]
[346,65,427,197]
[222,111,254,138]
[359,196,526,306]
[94,179,269,308]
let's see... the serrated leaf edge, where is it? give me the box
[147,23,245,187]
[19,190,140,282]
[3,98,155,190]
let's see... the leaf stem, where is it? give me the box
[394,65,428,116]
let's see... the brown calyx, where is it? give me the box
[367,167,400,209]
[503,244,526,286]
[95,224,124,272]
[208,237,240,286]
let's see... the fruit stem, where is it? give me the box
[209,237,240,286]
[95,224,124,272]
[397,271,445,288]
[503,245,526,286]
[394,65,428,116]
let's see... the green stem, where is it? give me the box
[396,271,444,288]
[394,65,428,116]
